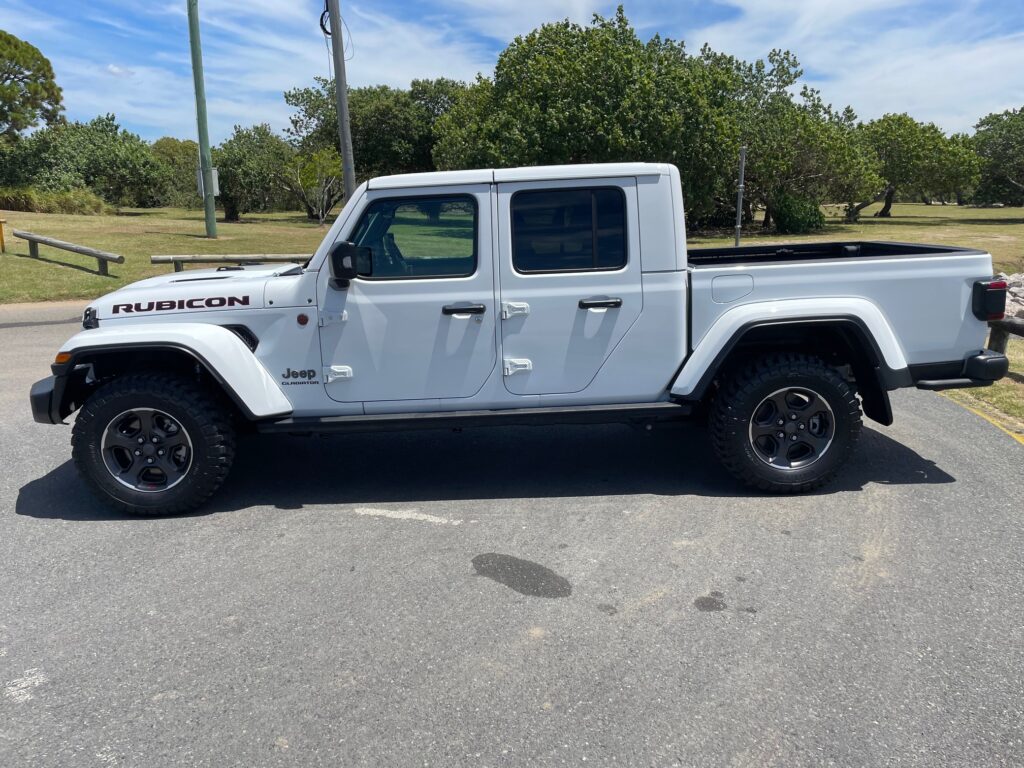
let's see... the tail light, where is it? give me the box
[972,279,1007,321]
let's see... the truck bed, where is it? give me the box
[688,240,984,267]
[686,240,994,367]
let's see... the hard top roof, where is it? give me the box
[367,162,676,190]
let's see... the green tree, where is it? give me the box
[350,85,433,177]
[973,108,1024,206]
[847,113,945,218]
[283,76,336,153]
[151,136,201,209]
[433,8,745,224]
[283,77,463,183]
[728,51,879,230]
[214,124,295,221]
[279,146,344,225]
[0,31,63,140]
[917,132,980,205]
[3,114,161,206]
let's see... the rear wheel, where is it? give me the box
[72,374,235,515]
[710,353,862,492]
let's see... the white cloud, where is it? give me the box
[2,0,1021,140]
[105,64,134,77]
[689,0,1024,131]
[439,0,612,40]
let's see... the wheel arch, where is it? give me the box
[52,324,293,422]
[673,310,912,426]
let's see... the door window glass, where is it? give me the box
[511,188,626,273]
[350,195,476,279]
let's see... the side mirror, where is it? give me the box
[328,241,371,289]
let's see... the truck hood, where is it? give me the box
[91,263,301,320]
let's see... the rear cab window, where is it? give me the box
[511,187,627,273]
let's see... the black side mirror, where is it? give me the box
[328,241,371,289]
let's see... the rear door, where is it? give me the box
[495,177,643,396]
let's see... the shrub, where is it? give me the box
[0,115,161,207]
[0,186,110,215]
[773,194,826,234]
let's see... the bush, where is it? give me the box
[773,194,826,234]
[0,115,161,207]
[0,186,110,215]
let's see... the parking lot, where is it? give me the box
[1,302,1022,767]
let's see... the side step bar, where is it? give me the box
[256,401,692,435]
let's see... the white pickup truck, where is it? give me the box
[31,163,1010,515]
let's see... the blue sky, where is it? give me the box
[1,0,1022,144]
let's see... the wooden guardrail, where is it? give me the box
[0,218,6,253]
[14,229,124,276]
[151,253,310,272]
[989,317,1024,354]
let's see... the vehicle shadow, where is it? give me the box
[15,422,955,521]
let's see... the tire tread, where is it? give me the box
[709,353,862,493]
[72,373,235,515]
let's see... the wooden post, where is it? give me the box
[0,219,6,253]
[98,258,109,276]
[29,240,39,259]
[989,324,1010,354]
[174,260,184,272]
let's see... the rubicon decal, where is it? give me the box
[112,296,251,314]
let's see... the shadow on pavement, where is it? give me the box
[16,421,955,521]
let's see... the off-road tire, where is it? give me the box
[72,374,235,515]
[710,353,862,493]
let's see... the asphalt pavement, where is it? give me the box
[1,301,1022,767]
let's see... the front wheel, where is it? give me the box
[72,374,235,515]
[710,353,862,493]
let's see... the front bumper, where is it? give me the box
[30,365,91,425]
[30,375,63,424]
[914,349,1010,391]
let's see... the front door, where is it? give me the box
[495,178,643,396]
[317,185,497,403]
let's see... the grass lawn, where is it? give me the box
[945,336,1024,430]
[2,200,1022,425]
[0,208,329,304]
[691,202,1024,275]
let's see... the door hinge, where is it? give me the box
[500,301,530,320]
[324,365,353,383]
[502,358,533,376]
[319,309,348,326]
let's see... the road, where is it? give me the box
[1,302,1022,768]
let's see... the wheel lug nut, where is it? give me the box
[777,419,784,426]
[151,437,159,443]
[776,431,784,439]
[789,413,798,420]
[147,457,154,464]
[799,424,805,430]
[157,449,164,456]
[137,437,144,444]
[134,450,142,456]
[790,435,798,441]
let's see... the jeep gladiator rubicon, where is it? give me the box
[30,163,1010,514]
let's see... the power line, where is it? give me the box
[319,2,354,61]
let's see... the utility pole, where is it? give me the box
[734,145,747,247]
[187,0,218,238]
[326,0,356,200]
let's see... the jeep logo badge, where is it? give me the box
[282,368,317,380]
